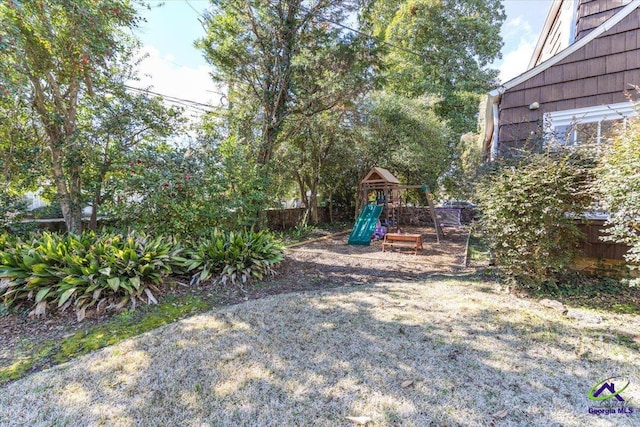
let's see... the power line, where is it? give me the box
[184,0,203,17]
[184,0,208,28]
[123,84,227,113]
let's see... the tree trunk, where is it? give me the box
[295,171,308,210]
[89,161,111,231]
[50,146,83,234]
[328,189,333,223]
[308,178,319,225]
[89,193,100,231]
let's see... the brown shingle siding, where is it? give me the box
[623,70,640,87]
[520,73,546,90]
[627,30,639,49]
[574,92,615,108]
[575,57,607,79]
[524,88,542,104]
[539,84,562,103]
[593,34,612,57]
[606,51,628,72]
[597,73,625,92]
[562,63,579,81]
[500,90,525,109]
[499,107,537,126]
[576,0,628,40]
[543,67,564,86]
[551,99,578,111]
[497,4,640,152]
[499,122,541,145]
[605,33,627,54]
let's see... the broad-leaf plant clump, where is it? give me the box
[0,229,284,321]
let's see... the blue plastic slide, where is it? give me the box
[348,204,383,245]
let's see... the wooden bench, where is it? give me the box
[382,233,423,255]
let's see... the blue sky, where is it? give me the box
[132,0,554,105]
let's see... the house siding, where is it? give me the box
[575,0,630,40]
[497,8,640,151]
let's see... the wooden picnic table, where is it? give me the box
[382,233,423,255]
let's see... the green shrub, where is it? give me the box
[183,228,284,286]
[106,146,269,237]
[0,188,29,234]
[29,201,63,219]
[598,112,640,285]
[476,150,596,288]
[0,231,182,320]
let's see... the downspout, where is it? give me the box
[491,102,500,161]
[489,87,504,162]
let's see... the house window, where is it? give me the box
[544,102,636,146]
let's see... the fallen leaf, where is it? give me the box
[492,409,508,418]
[401,380,414,388]
[345,416,372,425]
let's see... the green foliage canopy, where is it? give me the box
[363,0,505,135]
[362,92,452,192]
[0,0,169,233]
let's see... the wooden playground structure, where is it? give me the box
[349,167,445,248]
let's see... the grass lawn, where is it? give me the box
[1,275,638,426]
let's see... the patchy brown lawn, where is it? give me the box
[1,227,639,426]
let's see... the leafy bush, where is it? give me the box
[106,144,269,237]
[183,228,284,286]
[598,112,640,285]
[30,201,63,219]
[0,231,182,320]
[0,188,29,234]
[0,227,285,320]
[476,150,596,288]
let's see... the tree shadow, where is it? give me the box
[2,276,639,426]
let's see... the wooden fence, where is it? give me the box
[264,206,352,230]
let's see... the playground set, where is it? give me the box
[347,167,446,252]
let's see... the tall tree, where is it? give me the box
[361,92,452,191]
[276,109,354,224]
[0,0,145,233]
[79,87,183,230]
[197,0,364,167]
[362,0,505,135]
[272,13,375,224]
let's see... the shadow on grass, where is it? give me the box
[0,251,473,387]
[1,274,639,426]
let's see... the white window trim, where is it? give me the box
[544,102,637,145]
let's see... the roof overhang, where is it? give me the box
[528,0,565,69]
